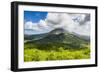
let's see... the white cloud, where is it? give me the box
[73,21,90,36]
[25,21,40,31]
[25,13,90,36]
[46,13,75,32]
[38,20,49,29]
[71,14,86,22]
[25,21,33,30]
[69,14,90,36]
[46,13,61,25]
[24,20,52,34]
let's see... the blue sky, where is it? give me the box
[24,11,47,23]
[24,11,49,35]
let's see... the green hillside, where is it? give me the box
[24,28,90,62]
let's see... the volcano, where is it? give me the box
[24,28,89,50]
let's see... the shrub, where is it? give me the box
[24,43,90,62]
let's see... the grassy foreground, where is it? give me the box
[24,46,90,62]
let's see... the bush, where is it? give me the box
[24,48,90,62]
[24,43,90,62]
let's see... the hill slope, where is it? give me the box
[24,28,90,50]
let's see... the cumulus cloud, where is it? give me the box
[25,21,40,31]
[73,21,90,36]
[46,13,74,30]
[25,12,90,36]
[69,14,90,36]
[71,14,86,22]
[38,20,49,29]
